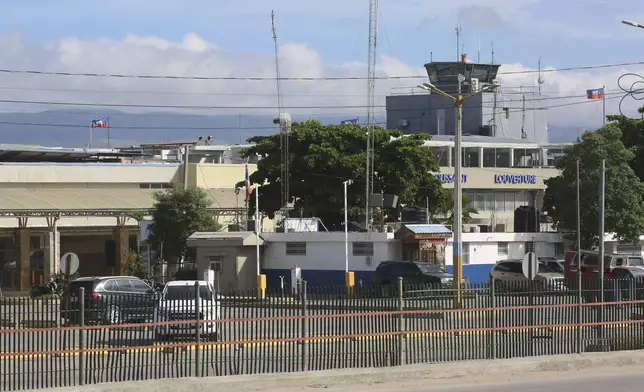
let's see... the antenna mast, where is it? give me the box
[365,0,380,231]
[272,11,289,215]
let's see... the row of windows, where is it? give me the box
[284,241,565,262]
[285,242,374,256]
[139,183,172,189]
[463,191,532,213]
[429,147,544,168]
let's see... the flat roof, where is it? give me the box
[423,135,574,149]
[0,188,244,214]
[0,144,138,162]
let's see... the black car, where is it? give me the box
[60,276,158,325]
[371,261,454,296]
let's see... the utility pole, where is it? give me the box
[598,159,605,344]
[272,11,289,216]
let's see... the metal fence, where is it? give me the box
[1,278,644,391]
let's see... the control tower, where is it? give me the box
[424,56,502,96]
[386,55,548,143]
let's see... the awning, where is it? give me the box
[0,188,245,216]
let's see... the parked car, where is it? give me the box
[490,259,565,292]
[60,276,158,325]
[609,267,644,301]
[372,261,453,286]
[563,250,644,295]
[153,280,220,342]
[539,257,565,273]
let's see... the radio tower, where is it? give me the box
[272,11,289,215]
[365,0,379,231]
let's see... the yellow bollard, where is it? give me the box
[257,274,267,300]
[345,271,355,297]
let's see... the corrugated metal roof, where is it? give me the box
[189,232,255,240]
[0,188,241,211]
[404,224,452,234]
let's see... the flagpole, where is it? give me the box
[602,85,606,127]
[89,125,93,148]
[107,116,111,149]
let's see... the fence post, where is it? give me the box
[397,277,405,366]
[194,282,201,378]
[489,278,496,360]
[576,271,582,354]
[78,287,85,386]
[300,280,308,372]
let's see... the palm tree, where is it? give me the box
[429,191,478,226]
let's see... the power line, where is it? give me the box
[0,60,642,81]
[0,92,622,112]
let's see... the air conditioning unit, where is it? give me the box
[471,78,480,92]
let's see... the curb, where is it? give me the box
[20,350,644,392]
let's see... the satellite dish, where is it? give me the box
[537,77,545,85]
[60,252,80,275]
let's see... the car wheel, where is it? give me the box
[105,305,122,325]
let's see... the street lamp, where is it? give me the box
[417,76,497,308]
[343,179,354,272]
[623,20,644,29]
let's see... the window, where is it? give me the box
[130,279,152,293]
[286,242,307,256]
[352,242,374,256]
[139,183,172,189]
[525,241,535,254]
[554,242,565,257]
[498,242,509,257]
[462,244,470,265]
[208,255,224,272]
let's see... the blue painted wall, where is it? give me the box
[264,263,494,288]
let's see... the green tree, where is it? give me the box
[543,124,644,248]
[148,184,223,265]
[123,250,145,278]
[607,113,644,182]
[239,121,444,230]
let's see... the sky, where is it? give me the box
[0,0,644,144]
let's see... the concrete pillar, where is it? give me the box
[45,216,60,280]
[45,230,61,280]
[478,147,484,168]
[15,228,30,291]
[113,226,129,275]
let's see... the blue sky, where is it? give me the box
[0,0,643,135]
[3,0,643,67]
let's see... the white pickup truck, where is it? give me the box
[153,280,220,341]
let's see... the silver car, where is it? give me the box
[490,259,565,292]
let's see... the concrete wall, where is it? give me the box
[196,245,259,292]
[188,163,257,189]
[385,91,548,144]
[260,232,567,286]
[0,163,180,185]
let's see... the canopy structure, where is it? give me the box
[0,188,246,217]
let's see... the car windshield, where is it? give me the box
[628,257,644,267]
[164,285,212,301]
[416,263,447,275]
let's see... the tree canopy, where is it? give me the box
[148,184,223,264]
[543,124,644,247]
[239,120,445,230]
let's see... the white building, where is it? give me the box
[425,135,570,233]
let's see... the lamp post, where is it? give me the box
[418,78,497,308]
[623,20,644,29]
[344,179,353,272]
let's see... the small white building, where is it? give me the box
[189,225,570,288]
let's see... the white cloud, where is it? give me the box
[0,31,641,133]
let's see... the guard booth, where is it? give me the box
[187,231,264,293]
[394,224,452,267]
